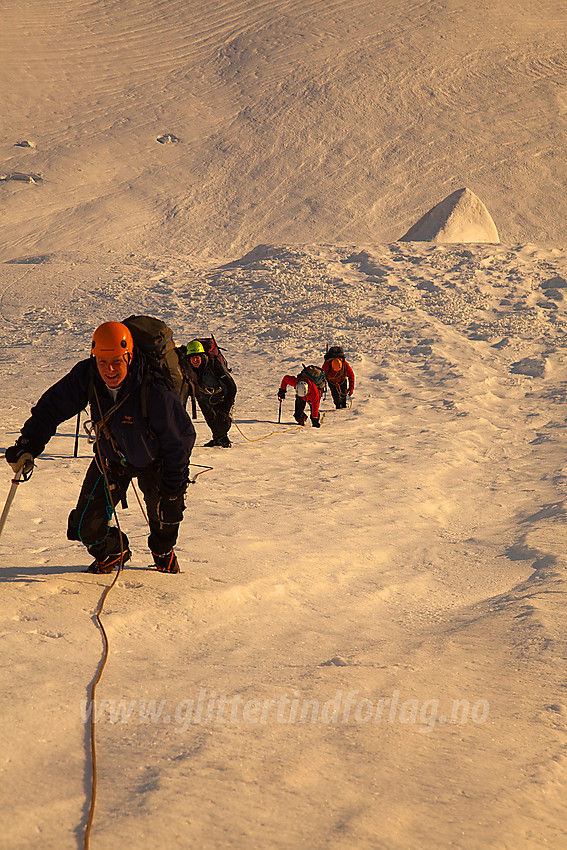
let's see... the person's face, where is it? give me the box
[96,355,129,388]
[190,355,202,368]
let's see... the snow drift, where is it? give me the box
[399,188,500,244]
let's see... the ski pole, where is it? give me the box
[74,411,81,458]
[278,399,282,424]
[0,463,32,539]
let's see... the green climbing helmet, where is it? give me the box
[186,339,206,357]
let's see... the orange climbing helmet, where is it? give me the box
[91,322,134,359]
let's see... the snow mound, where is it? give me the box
[399,187,500,244]
[221,244,279,268]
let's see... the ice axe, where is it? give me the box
[0,460,34,539]
[278,398,282,424]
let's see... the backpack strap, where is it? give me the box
[87,375,131,432]
[139,368,152,422]
[90,383,132,466]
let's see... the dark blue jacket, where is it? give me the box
[19,349,195,494]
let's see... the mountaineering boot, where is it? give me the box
[152,549,180,574]
[86,548,132,574]
[204,436,232,447]
[294,413,308,426]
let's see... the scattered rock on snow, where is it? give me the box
[6,254,52,264]
[319,656,349,667]
[157,133,180,144]
[0,171,43,183]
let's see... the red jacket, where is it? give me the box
[322,359,355,394]
[280,375,321,417]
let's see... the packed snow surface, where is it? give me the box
[1,0,567,848]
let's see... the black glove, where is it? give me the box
[310,416,321,428]
[157,490,186,524]
[278,388,286,400]
[5,438,36,474]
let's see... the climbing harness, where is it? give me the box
[198,385,225,404]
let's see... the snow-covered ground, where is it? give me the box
[1,1,567,848]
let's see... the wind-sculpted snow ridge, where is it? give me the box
[399,188,500,244]
[2,0,567,263]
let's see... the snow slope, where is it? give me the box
[1,0,567,848]
[2,242,567,848]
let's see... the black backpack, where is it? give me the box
[122,315,192,407]
[298,364,327,396]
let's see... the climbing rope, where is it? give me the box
[230,411,326,443]
[83,444,213,846]
[189,463,214,483]
[230,417,302,442]
[83,562,121,849]
[83,397,132,849]
[130,479,149,525]
[82,386,333,843]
